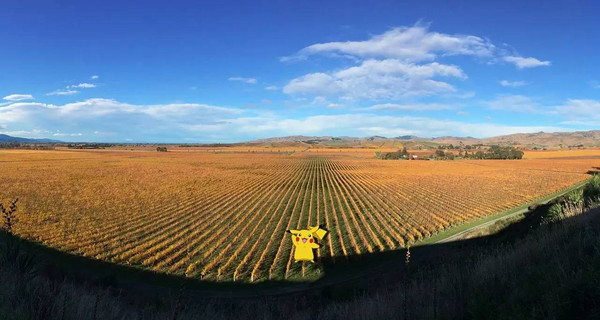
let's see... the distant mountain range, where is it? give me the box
[433,130,600,148]
[0,134,62,143]
[249,130,600,148]
[248,135,475,143]
[2,130,599,148]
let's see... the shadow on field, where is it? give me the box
[3,170,599,304]
[0,191,567,303]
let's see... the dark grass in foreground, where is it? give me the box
[1,177,600,319]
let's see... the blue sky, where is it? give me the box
[1,0,599,143]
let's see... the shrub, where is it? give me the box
[545,203,564,223]
[564,189,584,206]
[584,175,600,203]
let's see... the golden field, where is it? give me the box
[0,148,598,282]
[523,148,600,159]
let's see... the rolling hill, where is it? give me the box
[0,134,61,143]
[247,130,600,149]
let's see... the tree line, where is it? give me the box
[0,142,55,150]
[377,145,524,160]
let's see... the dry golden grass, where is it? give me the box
[524,149,600,159]
[0,148,597,282]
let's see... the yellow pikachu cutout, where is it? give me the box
[287,225,328,263]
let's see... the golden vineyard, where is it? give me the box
[0,149,598,282]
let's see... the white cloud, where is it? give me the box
[265,85,278,90]
[0,99,248,142]
[47,89,78,96]
[91,75,99,80]
[499,80,527,87]
[282,24,496,62]
[504,56,551,69]
[225,113,568,138]
[47,82,95,96]
[281,24,549,102]
[52,131,83,137]
[483,96,600,126]
[554,99,600,126]
[68,83,96,88]
[364,103,456,111]
[228,77,257,84]
[327,103,342,108]
[0,99,242,128]
[0,129,82,139]
[3,94,33,101]
[283,59,465,100]
[484,95,542,113]
[0,98,582,141]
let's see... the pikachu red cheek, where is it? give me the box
[296,237,299,242]
[309,239,313,243]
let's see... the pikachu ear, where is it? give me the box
[308,226,320,233]
[288,229,300,235]
[313,227,328,241]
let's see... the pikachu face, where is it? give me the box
[292,229,316,245]
[288,226,328,263]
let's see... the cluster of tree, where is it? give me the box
[0,142,55,150]
[437,144,483,150]
[431,146,523,160]
[433,149,456,160]
[67,143,114,149]
[437,144,461,150]
[376,147,410,160]
[178,143,234,147]
[156,146,168,152]
[464,145,524,159]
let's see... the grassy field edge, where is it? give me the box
[417,178,591,246]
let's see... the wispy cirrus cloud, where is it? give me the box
[91,75,99,80]
[0,128,82,138]
[504,56,551,69]
[3,94,33,101]
[228,77,257,84]
[483,95,542,113]
[47,89,78,96]
[363,102,457,111]
[282,24,496,62]
[554,99,600,126]
[499,80,527,87]
[47,80,98,96]
[68,83,96,88]
[227,113,568,139]
[482,96,600,126]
